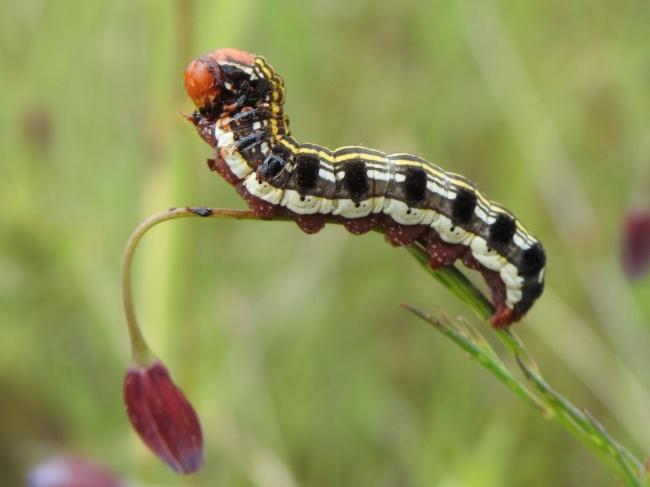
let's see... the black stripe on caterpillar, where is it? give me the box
[183,48,546,327]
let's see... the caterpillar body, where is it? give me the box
[184,48,546,327]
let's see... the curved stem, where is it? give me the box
[121,206,491,363]
[121,207,260,365]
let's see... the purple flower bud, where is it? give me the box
[27,454,123,487]
[123,360,203,474]
[622,208,650,278]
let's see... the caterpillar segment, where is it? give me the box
[184,48,546,328]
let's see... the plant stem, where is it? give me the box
[399,253,649,485]
[121,207,260,365]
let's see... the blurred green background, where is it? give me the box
[2,0,650,485]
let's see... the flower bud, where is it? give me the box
[27,454,123,487]
[622,208,650,278]
[123,360,203,474]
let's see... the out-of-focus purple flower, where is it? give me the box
[123,360,203,474]
[622,208,650,278]
[27,454,124,487]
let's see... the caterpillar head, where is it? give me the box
[184,48,283,120]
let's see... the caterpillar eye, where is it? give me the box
[257,153,286,182]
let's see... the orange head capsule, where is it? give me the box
[184,57,224,110]
[184,49,256,110]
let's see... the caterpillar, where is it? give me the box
[183,48,546,327]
